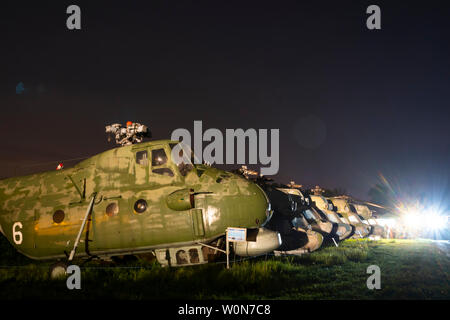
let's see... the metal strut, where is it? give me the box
[332,237,339,247]
[68,193,97,262]
[195,242,226,254]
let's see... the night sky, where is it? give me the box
[2,1,450,202]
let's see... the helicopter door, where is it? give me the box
[134,149,149,185]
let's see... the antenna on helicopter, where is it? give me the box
[310,185,324,195]
[237,165,259,179]
[105,121,152,146]
[287,181,303,189]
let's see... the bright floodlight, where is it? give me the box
[423,214,448,230]
[377,218,396,228]
[403,211,422,229]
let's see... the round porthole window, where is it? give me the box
[134,199,147,214]
[106,203,119,217]
[53,210,65,224]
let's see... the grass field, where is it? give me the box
[0,236,448,300]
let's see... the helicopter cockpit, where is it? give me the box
[169,142,197,177]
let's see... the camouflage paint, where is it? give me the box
[0,140,270,260]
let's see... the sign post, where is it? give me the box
[226,230,229,269]
[225,227,247,269]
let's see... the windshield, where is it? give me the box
[292,216,309,229]
[170,142,201,164]
[303,209,318,222]
[313,207,328,221]
[169,142,199,176]
[348,215,360,223]
[327,213,339,223]
[326,200,335,211]
[355,204,371,216]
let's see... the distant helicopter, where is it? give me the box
[234,168,350,255]
[328,197,371,238]
[352,203,385,239]
[309,194,353,240]
[0,122,281,277]
[262,184,325,254]
[310,188,387,239]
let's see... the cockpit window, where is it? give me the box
[292,216,309,229]
[326,200,335,211]
[152,148,168,166]
[169,143,194,176]
[327,213,339,223]
[136,150,148,166]
[303,209,317,222]
[152,167,174,177]
[169,142,201,164]
[349,204,358,213]
[314,207,328,220]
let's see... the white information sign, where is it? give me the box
[225,227,248,269]
[226,227,247,242]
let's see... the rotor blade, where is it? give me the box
[363,201,391,210]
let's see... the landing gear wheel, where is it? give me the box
[49,262,68,280]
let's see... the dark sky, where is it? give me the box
[1,0,450,202]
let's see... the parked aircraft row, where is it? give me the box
[234,169,386,256]
[0,123,387,277]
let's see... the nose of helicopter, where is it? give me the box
[195,168,272,229]
[353,224,370,238]
[337,223,353,240]
[243,180,272,227]
[231,177,282,256]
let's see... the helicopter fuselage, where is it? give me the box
[0,140,274,262]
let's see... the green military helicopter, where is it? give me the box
[0,122,280,276]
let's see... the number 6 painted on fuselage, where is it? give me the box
[12,222,23,245]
